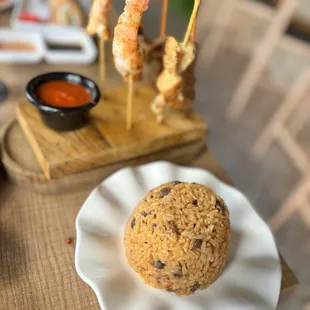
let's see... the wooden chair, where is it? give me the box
[226,0,297,121]
[269,177,310,231]
[253,70,310,172]
[197,0,238,70]
[252,70,310,231]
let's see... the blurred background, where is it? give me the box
[0,0,309,309]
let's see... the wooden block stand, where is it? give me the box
[16,85,208,180]
[1,84,207,194]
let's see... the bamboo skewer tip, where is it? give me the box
[183,0,201,46]
[126,75,134,130]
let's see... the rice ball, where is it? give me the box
[124,181,231,296]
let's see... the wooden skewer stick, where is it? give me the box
[183,0,201,46]
[190,16,197,42]
[127,74,134,130]
[99,37,106,94]
[160,0,168,38]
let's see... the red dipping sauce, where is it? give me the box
[36,80,91,108]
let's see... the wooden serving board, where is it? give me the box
[0,121,206,194]
[16,85,207,180]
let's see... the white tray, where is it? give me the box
[0,28,44,63]
[44,28,97,65]
[0,27,97,64]
[5,0,97,64]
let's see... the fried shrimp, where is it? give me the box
[87,0,112,40]
[113,0,149,78]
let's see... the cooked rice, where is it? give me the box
[124,182,231,296]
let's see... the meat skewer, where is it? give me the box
[113,0,150,130]
[151,38,195,123]
[151,0,200,123]
[87,0,112,94]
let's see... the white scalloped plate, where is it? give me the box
[75,161,281,310]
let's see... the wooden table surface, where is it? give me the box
[0,9,298,309]
[0,149,299,309]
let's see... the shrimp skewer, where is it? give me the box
[87,0,112,94]
[87,0,112,40]
[113,0,149,78]
[113,0,149,129]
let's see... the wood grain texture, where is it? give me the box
[17,85,207,179]
[1,121,206,195]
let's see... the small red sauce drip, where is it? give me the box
[36,80,91,108]
[65,238,72,244]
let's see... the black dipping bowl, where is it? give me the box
[25,72,101,131]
